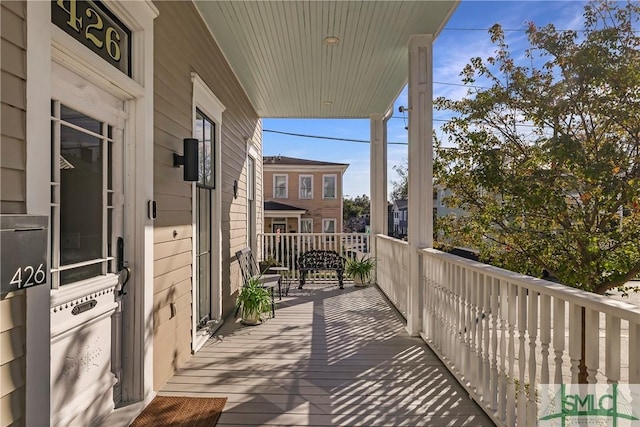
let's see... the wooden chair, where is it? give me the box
[235,247,281,318]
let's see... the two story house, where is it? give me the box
[263,156,348,234]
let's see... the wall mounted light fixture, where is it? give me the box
[233,179,238,199]
[173,138,199,181]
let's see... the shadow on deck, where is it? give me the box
[159,280,495,426]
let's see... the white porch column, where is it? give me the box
[406,34,434,336]
[369,112,390,262]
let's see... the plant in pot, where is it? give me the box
[345,254,376,286]
[259,256,281,275]
[236,277,273,325]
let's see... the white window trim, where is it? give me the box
[322,218,337,233]
[299,174,313,199]
[323,174,337,199]
[301,218,313,233]
[273,174,288,199]
[191,72,225,353]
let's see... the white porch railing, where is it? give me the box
[257,233,370,279]
[419,247,640,427]
[375,235,409,317]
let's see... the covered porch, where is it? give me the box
[159,281,493,426]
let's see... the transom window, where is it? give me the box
[301,218,313,233]
[299,175,313,199]
[195,109,215,189]
[323,175,336,199]
[274,174,288,198]
[50,102,120,286]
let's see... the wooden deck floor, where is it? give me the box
[159,281,495,426]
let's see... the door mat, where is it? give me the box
[130,396,227,427]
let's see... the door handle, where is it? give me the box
[117,237,130,295]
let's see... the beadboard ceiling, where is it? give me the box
[195,1,458,118]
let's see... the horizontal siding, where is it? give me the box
[0,4,27,427]
[152,1,262,390]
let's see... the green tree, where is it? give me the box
[390,161,408,202]
[437,0,640,296]
[343,194,370,222]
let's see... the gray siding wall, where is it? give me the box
[1,0,26,214]
[153,1,262,389]
[0,2,27,426]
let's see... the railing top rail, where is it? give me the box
[375,234,409,245]
[422,247,640,322]
[259,232,370,236]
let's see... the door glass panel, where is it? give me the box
[197,187,212,327]
[59,123,103,284]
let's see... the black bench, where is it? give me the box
[297,250,346,289]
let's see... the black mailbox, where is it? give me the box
[1,215,48,294]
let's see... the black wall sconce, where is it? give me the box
[173,138,199,181]
[233,179,238,199]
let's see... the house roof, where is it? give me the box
[263,156,348,167]
[264,201,306,212]
[194,1,458,118]
[394,199,408,210]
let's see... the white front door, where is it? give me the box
[49,62,128,426]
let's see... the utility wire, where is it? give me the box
[264,129,408,145]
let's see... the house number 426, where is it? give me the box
[10,264,46,289]
[56,0,122,61]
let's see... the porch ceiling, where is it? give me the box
[194,1,459,118]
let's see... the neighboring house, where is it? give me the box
[392,199,408,238]
[263,156,348,234]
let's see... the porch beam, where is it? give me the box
[406,34,434,336]
[369,111,390,257]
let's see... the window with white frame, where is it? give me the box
[301,218,313,233]
[274,174,288,198]
[322,218,336,233]
[299,175,313,199]
[323,175,336,199]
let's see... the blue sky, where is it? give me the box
[263,1,589,199]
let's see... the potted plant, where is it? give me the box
[258,256,281,274]
[345,254,376,286]
[236,277,273,325]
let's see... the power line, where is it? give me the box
[264,129,408,145]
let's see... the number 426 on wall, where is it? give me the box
[10,264,47,290]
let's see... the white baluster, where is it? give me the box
[506,283,517,426]
[568,303,582,383]
[553,298,566,384]
[476,273,484,396]
[605,314,620,385]
[464,268,471,379]
[584,308,599,384]
[482,274,491,402]
[490,277,499,411]
[469,270,478,389]
[540,293,551,385]
[629,323,640,420]
[498,279,508,422]
[517,285,527,424]
[455,265,463,373]
[527,289,538,426]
